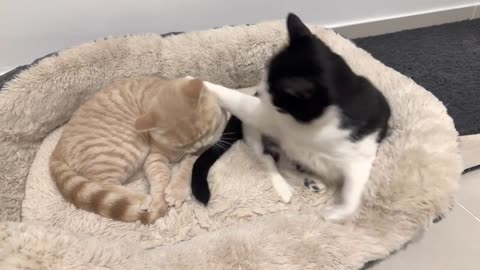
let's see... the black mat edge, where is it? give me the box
[463,164,480,175]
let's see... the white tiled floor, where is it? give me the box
[459,135,480,170]
[372,170,480,270]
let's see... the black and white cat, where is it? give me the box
[192,13,390,221]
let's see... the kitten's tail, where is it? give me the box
[49,147,163,224]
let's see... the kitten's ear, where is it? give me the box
[135,112,156,131]
[182,78,204,106]
[286,13,311,41]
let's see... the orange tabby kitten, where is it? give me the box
[49,76,226,224]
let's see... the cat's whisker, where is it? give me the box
[213,142,227,151]
[218,141,231,148]
[217,141,233,148]
[219,141,231,147]
[220,136,238,140]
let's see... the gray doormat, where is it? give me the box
[355,19,480,136]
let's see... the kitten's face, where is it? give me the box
[136,78,227,154]
[182,81,228,154]
[266,14,334,123]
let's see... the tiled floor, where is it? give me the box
[459,135,480,170]
[372,169,480,270]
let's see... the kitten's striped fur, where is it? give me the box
[49,76,226,224]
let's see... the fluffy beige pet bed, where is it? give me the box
[0,20,461,269]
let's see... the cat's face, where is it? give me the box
[135,78,227,154]
[265,13,336,123]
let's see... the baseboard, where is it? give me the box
[459,134,480,172]
[332,4,479,39]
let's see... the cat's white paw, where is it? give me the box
[272,175,293,203]
[321,205,355,222]
[165,185,190,208]
[278,188,293,203]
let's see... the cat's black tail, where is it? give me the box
[191,116,243,205]
[191,150,217,205]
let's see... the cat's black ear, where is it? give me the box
[286,13,311,41]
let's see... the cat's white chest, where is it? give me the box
[272,107,356,178]
[275,117,378,181]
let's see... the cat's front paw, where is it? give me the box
[165,185,190,208]
[146,199,168,223]
[272,175,293,203]
[139,195,153,211]
[279,189,293,203]
[303,178,326,194]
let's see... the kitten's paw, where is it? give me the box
[148,199,168,219]
[303,178,326,194]
[141,198,168,223]
[272,175,293,203]
[165,185,190,208]
[320,205,355,222]
[139,195,153,211]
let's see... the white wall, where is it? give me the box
[1,0,477,71]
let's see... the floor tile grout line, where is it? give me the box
[456,201,480,223]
